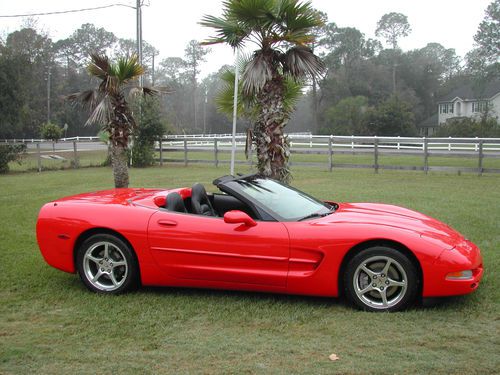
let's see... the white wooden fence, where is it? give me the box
[156,135,500,175]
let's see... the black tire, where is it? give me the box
[343,246,419,312]
[76,233,138,294]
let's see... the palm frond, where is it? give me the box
[241,51,273,94]
[85,95,112,127]
[282,76,303,112]
[200,15,248,48]
[215,69,254,117]
[283,46,324,79]
[87,53,110,80]
[128,86,172,99]
[66,89,101,111]
[112,55,145,84]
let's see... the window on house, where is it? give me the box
[472,101,489,113]
[440,103,454,114]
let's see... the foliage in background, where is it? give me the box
[321,96,369,135]
[435,117,500,137]
[0,1,498,141]
[364,96,417,136]
[466,0,500,77]
[131,97,169,167]
[0,143,26,173]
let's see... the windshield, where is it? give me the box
[231,178,332,221]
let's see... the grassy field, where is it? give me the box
[1,165,499,374]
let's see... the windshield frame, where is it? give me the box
[215,175,334,222]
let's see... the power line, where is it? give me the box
[0,3,137,18]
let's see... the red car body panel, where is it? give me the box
[36,188,483,298]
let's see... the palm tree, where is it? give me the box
[68,53,157,188]
[201,0,324,182]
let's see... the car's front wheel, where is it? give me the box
[343,246,419,312]
[76,233,138,294]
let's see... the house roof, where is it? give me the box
[438,80,500,102]
[418,113,438,128]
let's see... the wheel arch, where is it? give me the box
[73,227,141,284]
[337,239,423,298]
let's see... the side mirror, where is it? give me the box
[224,210,257,227]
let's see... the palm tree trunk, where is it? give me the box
[254,77,291,183]
[110,143,129,188]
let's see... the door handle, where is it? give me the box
[157,219,178,227]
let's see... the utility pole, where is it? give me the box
[136,0,143,86]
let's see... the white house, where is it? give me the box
[437,80,500,124]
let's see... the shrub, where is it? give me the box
[131,97,169,168]
[435,117,500,137]
[40,122,63,142]
[0,143,26,174]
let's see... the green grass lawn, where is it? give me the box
[1,165,499,374]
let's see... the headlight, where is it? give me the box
[446,270,473,280]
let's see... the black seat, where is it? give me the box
[165,192,187,213]
[191,183,216,216]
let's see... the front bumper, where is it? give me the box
[423,240,483,297]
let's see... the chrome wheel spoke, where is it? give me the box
[109,272,120,287]
[360,265,376,278]
[381,259,392,276]
[358,284,374,295]
[380,289,389,307]
[103,243,110,259]
[91,270,103,283]
[388,278,406,287]
[85,253,102,265]
[113,260,126,267]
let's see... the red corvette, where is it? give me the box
[36,174,483,312]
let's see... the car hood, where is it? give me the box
[319,202,465,247]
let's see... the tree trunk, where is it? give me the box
[392,62,397,94]
[110,143,129,188]
[254,77,291,184]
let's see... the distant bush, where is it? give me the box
[435,117,500,137]
[40,122,63,142]
[0,143,26,173]
[132,97,169,167]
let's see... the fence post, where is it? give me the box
[73,141,79,168]
[183,139,188,166]
[214,138,219,167]
[478,140,483,176]
[374,137,379,174]
[328,136,333,172]
[423,137,428,174]
[37,142,42,172]
[159,138,163,166]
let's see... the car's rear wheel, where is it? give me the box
[76,234,138,294]
[343,246,418,312]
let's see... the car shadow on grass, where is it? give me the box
[53,273,474,312]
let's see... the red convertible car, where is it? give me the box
[36,174,483,312]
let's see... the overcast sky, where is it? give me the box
[0,0,492,77]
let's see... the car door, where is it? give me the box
[147,210,290,287]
